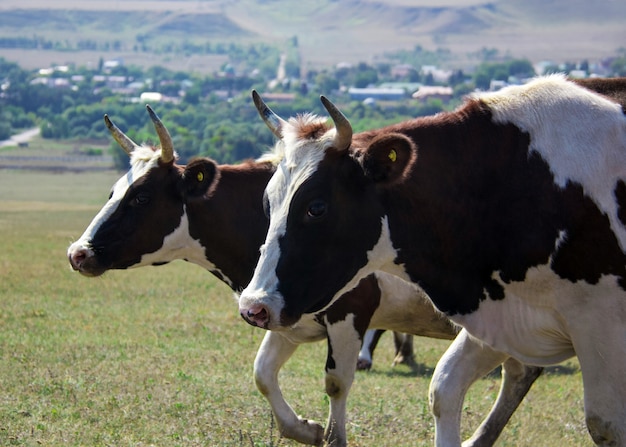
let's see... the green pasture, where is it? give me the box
[0,169,588,446]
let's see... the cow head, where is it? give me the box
[67,106,219,277]
[238,93,416,330]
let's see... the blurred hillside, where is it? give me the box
[0,0,624,73]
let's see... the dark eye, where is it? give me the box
[306,200,327,219]
[132,193,150,207]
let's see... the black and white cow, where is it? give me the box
[67,107,542,447]
[239,75,626,446]
[358,329,415,370]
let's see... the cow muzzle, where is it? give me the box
[67,242,104,277]
[238,289,287,330]
[240,303,271,329]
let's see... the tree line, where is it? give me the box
[0,54,462,167]
[2,46,625,169]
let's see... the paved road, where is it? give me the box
[0,127,41,148]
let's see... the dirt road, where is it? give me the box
[0,127,41,148]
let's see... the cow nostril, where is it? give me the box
[241,304,270,328]
[247,307,267,319]
[69,248,89,270]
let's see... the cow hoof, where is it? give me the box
[392,353,417,368]
[281,418,324,446]
[356,359,372,370]
[324,426,348,447]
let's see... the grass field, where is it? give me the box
[0,169,590,446]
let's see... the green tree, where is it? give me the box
[0,122,11,140]
[182,85,202,106]
[507,59,535,77]
[353,63,379,88]
[611,57,626,76]
[473,59,535,90]
[315,71,340,96]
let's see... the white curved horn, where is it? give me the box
[104,114,138,156]
[146,104,174,163]
[320,95,352,152]
[252,90,287,139]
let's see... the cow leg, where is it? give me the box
[429,329,509,447]
[391,332,416,368]
[323,319,364,447]
[254,331,324,446]
[570,315,626,446]
[462,359,543,447]
[357,329,385,370]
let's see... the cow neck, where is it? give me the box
[376,104,507,315]
[186,161,274,293]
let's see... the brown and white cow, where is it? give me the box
[239,75,626,446]
[67,107,542,447]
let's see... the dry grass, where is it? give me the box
[0,169,590,446]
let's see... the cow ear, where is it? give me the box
[359,133,417,185]
[182,158,219,198]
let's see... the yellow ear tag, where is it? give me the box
[388,149,397,162]
[197,171,204,182]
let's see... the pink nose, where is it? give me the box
[68,247,90,271]
[240,304,270,329]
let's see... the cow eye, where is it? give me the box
[132,193,150,207]
[306,200,327,219]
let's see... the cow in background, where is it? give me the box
[68,107,542,447]
[238,76,626,446]
[358,330,415,370]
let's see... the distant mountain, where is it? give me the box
[223,0,626,67]
[1,0,624,71]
